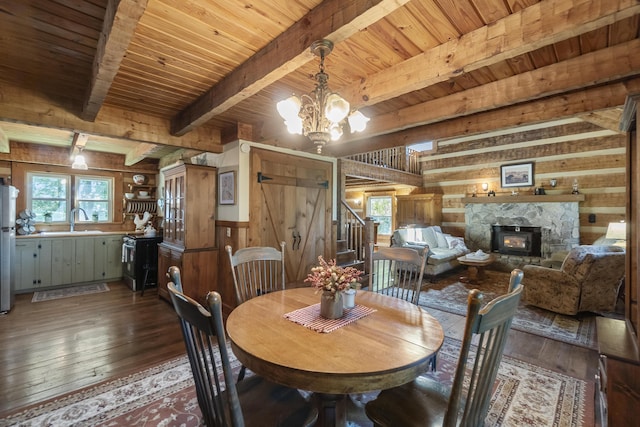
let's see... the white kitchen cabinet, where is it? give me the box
[14,239,53,290]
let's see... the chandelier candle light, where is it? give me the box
[277,40,369,154]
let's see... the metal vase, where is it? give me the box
[320,291,344,319]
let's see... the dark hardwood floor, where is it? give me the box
[0,281,186,416]
[0,277,599,420]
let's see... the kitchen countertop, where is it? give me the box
[16,230,139,239]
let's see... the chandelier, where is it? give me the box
[276,40,369,154]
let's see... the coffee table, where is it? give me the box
[457,254,496,284]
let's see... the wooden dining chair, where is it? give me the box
[167,265,183,292]
[368,244,428,304]
[167,278,318,427]
[365,273,524,427]
[225,242,286,305]
[225,243,286,381]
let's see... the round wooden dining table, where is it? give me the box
[226,287,444,426]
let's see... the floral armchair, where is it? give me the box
[522,245,625,315]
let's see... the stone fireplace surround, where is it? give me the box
[463,195,584,261]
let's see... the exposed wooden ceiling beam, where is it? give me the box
[355,39,640,140]
[578,109,625,133]
[125,142,164,166]
[0,85,222,152]
[341,0,640,106]
[0,141,158,173]
[81,0,148,121]
[69,132,89,157]
[328,80,635,157]
[170,0,410,136]
[620,93,640,132]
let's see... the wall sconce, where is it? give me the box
[481,183,489,192]
[550,179,557,188]
[354,199,362,206]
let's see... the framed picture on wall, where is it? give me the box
[219,171,236,205]
[500,162,534,188]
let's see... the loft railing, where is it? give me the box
[344,146,421,174]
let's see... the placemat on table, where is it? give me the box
[283,303,377,333]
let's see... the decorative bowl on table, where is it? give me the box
[133,174,146,185]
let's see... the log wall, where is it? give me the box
[419,120,626,244]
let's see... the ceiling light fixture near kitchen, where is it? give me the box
[70,132,89,170]
[71,149,88,170]
[276,39,369,154]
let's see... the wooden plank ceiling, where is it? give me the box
[0,0,638,166]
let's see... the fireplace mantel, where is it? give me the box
[462,194,585,204]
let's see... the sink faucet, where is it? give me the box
[70,207,89,232]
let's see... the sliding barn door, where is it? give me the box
[250,149,333,283]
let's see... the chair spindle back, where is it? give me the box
[368,243,428,304]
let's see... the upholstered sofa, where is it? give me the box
[391,225,470,277]
[522,245,625,315]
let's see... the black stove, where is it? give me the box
[122,234,163,292]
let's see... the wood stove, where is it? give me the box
[491,225,542,257]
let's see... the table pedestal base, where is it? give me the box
[314,393,373,427]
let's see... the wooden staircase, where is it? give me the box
[336,238,369,286]
[337,199,378,285]
[336,238,365,270]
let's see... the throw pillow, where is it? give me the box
[445,235,469,251]
[421,227,439,249]
[435,231,448,248]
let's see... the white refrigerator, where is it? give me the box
[0,185,19,313]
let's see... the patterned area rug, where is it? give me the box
[1,338,592,427]
[31,283,110,303]
[419,270,597,349]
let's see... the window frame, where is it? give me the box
[27,172,70,223]
[15,162,123,226]
[365,193,395,236]
[27,172,115,223]
[75,175,114,223]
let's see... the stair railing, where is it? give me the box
[341,200,377,273]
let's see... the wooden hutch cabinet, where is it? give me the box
[395,193,442,228]
[158,163,218,304]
